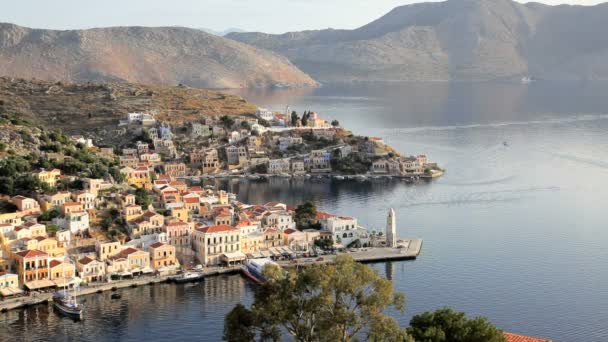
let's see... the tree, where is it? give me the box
[331,120,340,127]
[224,255,409,342]
[407,308,506,342]
[301,111,310,127]
[294,200,317,228]
[220,115,235,129]
[38,208,60,222]
[291,111,299,127]
[134,187,153,209]
[224,304,256,342]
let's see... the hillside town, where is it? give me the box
[0,109,425,298]
[109,108,443,179]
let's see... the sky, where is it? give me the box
[1,0,606,34]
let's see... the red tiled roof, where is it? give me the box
[315,212,334,220]
[16,250,48,258]
[184,197,200,204]
[196,224,236,233]
[283,228,297,234]
[503,332,552,342]
[78,256,96,265]
[149,242,166,249]
[49,260,62,268]
[235,220,253,227]
[119,247,141,257]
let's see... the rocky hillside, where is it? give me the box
[0,77,257,133]
[228,0,608,82]
[0,23,317,89]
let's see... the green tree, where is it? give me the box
[294,200,317,228]
[134,187,153,208]
[407,308,506,342]
[291,111,299,127]
[220,115,235,129]
[224,255,409,342]
[38,208,60,222]
[301,111,310,127]
[224,304,256,342]
[0,177,14,195]
[331,120,340,127]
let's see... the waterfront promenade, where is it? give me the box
[0,242,422,313]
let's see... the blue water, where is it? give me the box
[2,82,607,341]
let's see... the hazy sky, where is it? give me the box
[2,0,605,34]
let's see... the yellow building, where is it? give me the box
[241,232,264,254]
[40,191,72,212]
[34,169,61,188]
[121,166,152,190]
[95,240,121,261]
[123,204,144,222]
[263,228,283,249]
[33,237,64,257]
[170,206,189,222]
[148,242,179,270]
[49,260,76,280]
[117,247,151,272]
[0,272,18,289]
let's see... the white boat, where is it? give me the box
[170,272,204,284]
[521,76,534,84]
[333,175,345,180]
[242,258,278,284]
[53,291,83,320]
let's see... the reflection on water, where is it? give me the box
[3,82,608,342]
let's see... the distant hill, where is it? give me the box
[227,0,608,82]
[199,27,246,36]
[0,23,317,89]
[0,77,257,134]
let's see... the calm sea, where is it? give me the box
[2,82,607,342]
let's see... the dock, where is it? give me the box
[0,242,422,313]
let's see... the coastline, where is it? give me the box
[0,243,422,314]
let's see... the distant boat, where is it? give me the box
[170,272,204,284]
[521,76,535,84]
[53,291,84,319]
[242,259,278,284]
[110,293,121,300]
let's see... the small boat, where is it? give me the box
[170,272,204,284]
[111,293,121,300]
[242,258,278,284]
[333,175,345,180]
[53,291,84,320]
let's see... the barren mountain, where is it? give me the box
[0,77,257,134]
[227,0,608,82]
[0,23,317,89]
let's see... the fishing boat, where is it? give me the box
[53,291,84,319]
[242,258,278,284]
[170,271,204,284]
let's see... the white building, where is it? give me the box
[319,214,369,247]
[53,211,90,234]
[256,108,275,121]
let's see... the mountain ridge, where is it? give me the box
[227,0,608,82]
[0,23,318,89]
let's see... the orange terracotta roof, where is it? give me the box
[184,197,200,204]
[149,242,166,249]
[503,332,552,342]
[283,228,297,234]
[196,224,236,234]
[15,250,48,258]
[119,247,141,257]
[49,260,62,268]
[235,220,253,227]
[315,212,334,220]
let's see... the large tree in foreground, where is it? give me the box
[407,307,506,342]
[224,255,411,342]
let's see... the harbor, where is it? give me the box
[0,241,422,314]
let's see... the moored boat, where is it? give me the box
[170,272,204,284]
[242,258,278,284]
[53,291,83,320]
